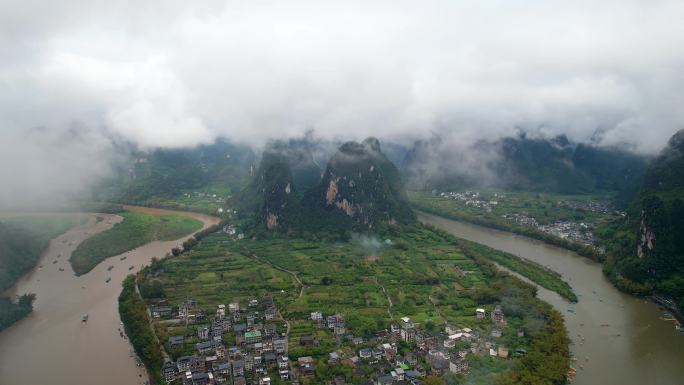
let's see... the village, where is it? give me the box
[150,296,521,385]
[438,191,604,246]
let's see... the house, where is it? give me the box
[497,347,509,359]
[475,308,486,319]
[298,356,315,377]
[217,304,226,318]
[352,337,364,345]
[278,356,289,369]
[264,323,276,337]
[279,369,290,380]
[372,347,384,363]
[198,326,210,340]
[359,348,372,359]
[491,329,502,338]
[233,323,247,334]
[393,368,405,381]
[191,371,212,385]
[300,335,314,347]
[177,356,193,372]
[233,377,246,385]
[328,352,340,364]
[259,377,271,385]
[327,315,337,329]
[265,307,276,321]
[195,341,215,354]
[311,311,323,321]
[245,331,262,344]
[244,354,254,371]
[162,361,177,383]
[400,317,415,343]
[169,335,185,347]
[265,352,277,367]
[249,299,259,307]
[216,362,231,381]
[229,303,240,314]
[491,305,505,324]
[377,374,393,385]
[449,358,468,374]
[151,306,172,318]
[274,338,287,354]
[232,360,245,377]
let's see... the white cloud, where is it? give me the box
[2,0,684,155]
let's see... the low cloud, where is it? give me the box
[2,0,684,206]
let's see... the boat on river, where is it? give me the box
[105,277,111,283]
[81,314,88,323]
[107,265,114,271]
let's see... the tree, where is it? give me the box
[423,375,445,385]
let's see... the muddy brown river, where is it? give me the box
[0,206,218,385]
[418,211,684,385]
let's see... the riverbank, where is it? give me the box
[0,207,219,385]
[418,211,684,385]
[70,210,203,275]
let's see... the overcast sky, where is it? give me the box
[2,0,684,205]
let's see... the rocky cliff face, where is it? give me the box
[319,137,415,226]
[239,150,300,230]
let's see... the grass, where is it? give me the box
[70,211,202,275]
[457,239,577,302]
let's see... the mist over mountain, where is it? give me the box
[402,133,649,205]
[602,129,684,298]
[232,137,414,233]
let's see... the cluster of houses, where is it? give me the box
[439,191,501,213]
[502,213,598,246]
[159,296,290,385]
[152,295,521,385]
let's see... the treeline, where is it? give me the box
[118,275,165,385]
[0,294,36,332]
[171,219,230,256]
[413,204,603,261]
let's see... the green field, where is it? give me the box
[70,211,202,275]
[139,223,570,383]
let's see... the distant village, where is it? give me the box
[438,191,614,247]
[150,296,522,385]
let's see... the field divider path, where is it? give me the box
[250,254,305,298]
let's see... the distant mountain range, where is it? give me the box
[402,134,649,205]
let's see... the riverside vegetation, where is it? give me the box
[70,211,202,275]
[0,215,83,331]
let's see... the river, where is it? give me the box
[0,206,219,385]
[418,211,684,385]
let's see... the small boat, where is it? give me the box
[120,256,127,261]
[106,277,111,283]
[128,265,135,270]
[58,268,64,271]
[82,314,89,322]
[53,260,58,264]
[107,265,114,271]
